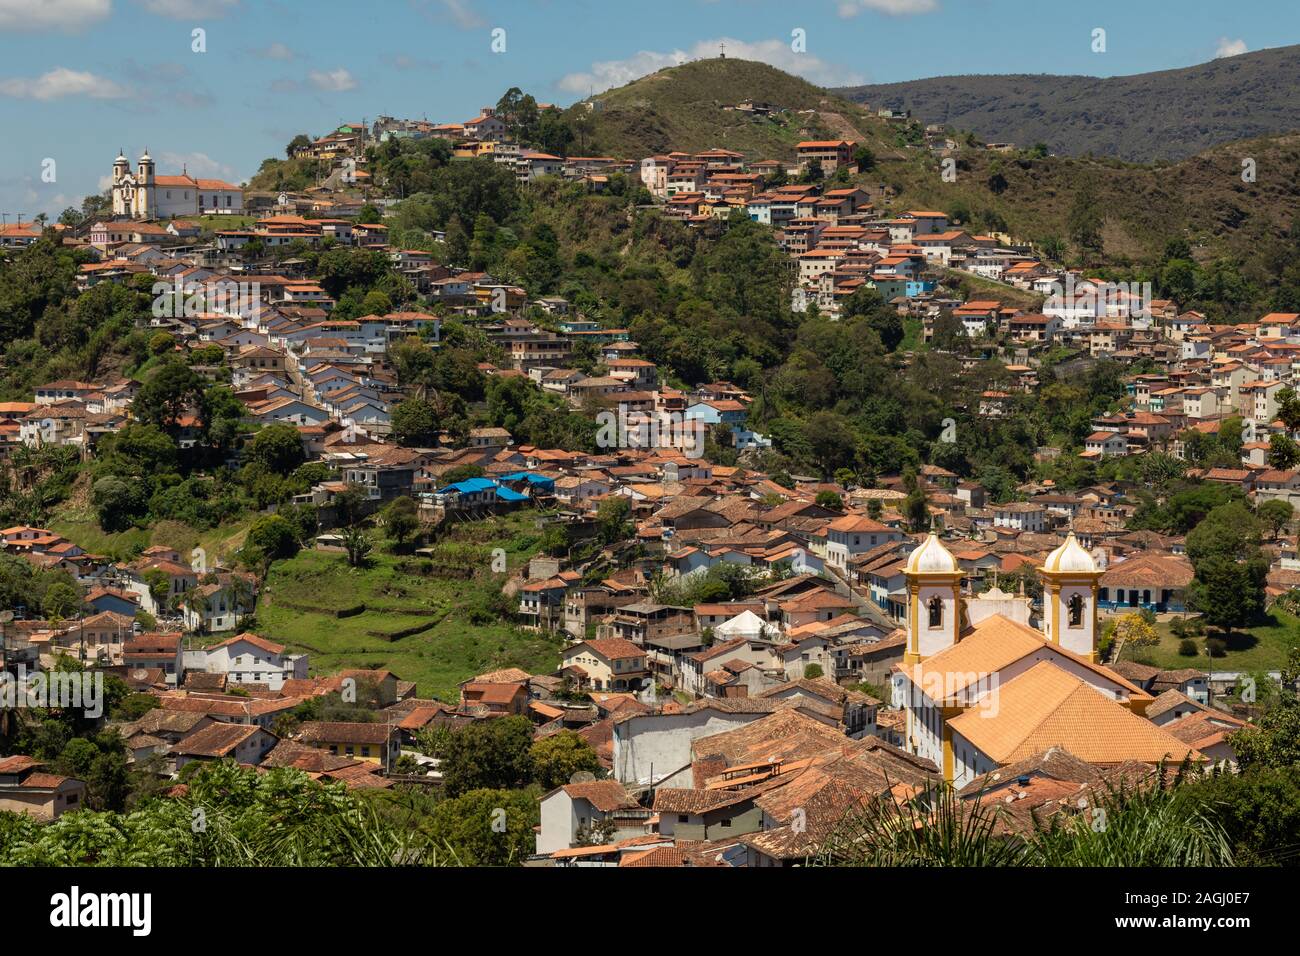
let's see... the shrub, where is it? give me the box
[1178,639,1198,657]
[1206,637,1227,657]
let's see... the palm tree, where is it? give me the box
[227,576,254,631]
[183,586,210,636]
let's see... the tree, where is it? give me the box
[341,526,372,567]
[841,287,903,352]
[247,423,306,475]
[333,483,368,528]
[91,476,146,533]
[382,496,420,548]
[1186,502,1268,633]
[904,485,930,532]
[529,732,602,791]
[804,663,824,679]
[815,491,843,510]
[390,398,439,447]
[1067,179,1105,260]
[1277,387,1300,433]
[1268,433,1300,470]
[245,514,299,562]
[1110,612,1158,648]
[183,586,211,634]
[228,575,255,629]
[435,716,535,796]
[132,362,205,433]
[428,788,538,866]
[142,567,171,609]
[1258,499,1294,540]
[42,582,80,620]
[596,496,631,545]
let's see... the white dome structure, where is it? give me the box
[1041,531,1098,574]
[905,532,959,575]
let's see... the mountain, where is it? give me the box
[565,58,902,161]
[834,45,1300,163]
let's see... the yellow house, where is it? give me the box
[297,721,399,766]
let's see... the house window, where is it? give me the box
[1068,593,1085,628]
[678,814,689,823]
[928,596,944,629]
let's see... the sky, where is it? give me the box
[2,0,1298,219]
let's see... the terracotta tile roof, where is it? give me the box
[948,662,1201,765]
[907,614,1149,702]
[558,780,639,813]
[171,722,265,758]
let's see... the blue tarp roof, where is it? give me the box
[500,471,553,485]
[437,477,497,494]
[435,476,529,502]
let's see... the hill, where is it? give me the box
[834,44,1300,163]
[878,132,1300,272]
[569,58,1300,283]
[567,58,904,161]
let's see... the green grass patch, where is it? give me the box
[252,511,562,701]
[1119,611,1300,672]
[51,510,257,564]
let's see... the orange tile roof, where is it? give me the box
[949,661,1199,764]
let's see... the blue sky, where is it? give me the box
[2,0,1297,219]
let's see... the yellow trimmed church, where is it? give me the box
[893,531,1200,786]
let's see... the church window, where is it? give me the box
[1068,593,1084,628]
[927,595,944,629]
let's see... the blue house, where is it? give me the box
[434,477,529,508]
[85,587,141,617]
[1098,553,1192,613]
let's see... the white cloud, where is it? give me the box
[0,0,111,31]
[261,42,296,60]
[412,0,483,29]
[0,67,132,101]
[837,0,938,17]
[1215,36,1248,58]
[136,0,239,17]
[308,68,357,92]
[558,37,864,95]
[160,150,238,181]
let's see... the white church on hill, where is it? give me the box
[111,149,243,220]
[893,531,1200,787]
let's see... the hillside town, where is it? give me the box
[1,0,1299,891]
[2,114,1294,868]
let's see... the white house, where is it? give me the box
[825,515,903,571]
[536,781,652,856]
[183,632,308,692]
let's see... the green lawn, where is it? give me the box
[190,214,256,231]
[250,512,564,701]
[51,510,258,565]
[1119,610,1300,672]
